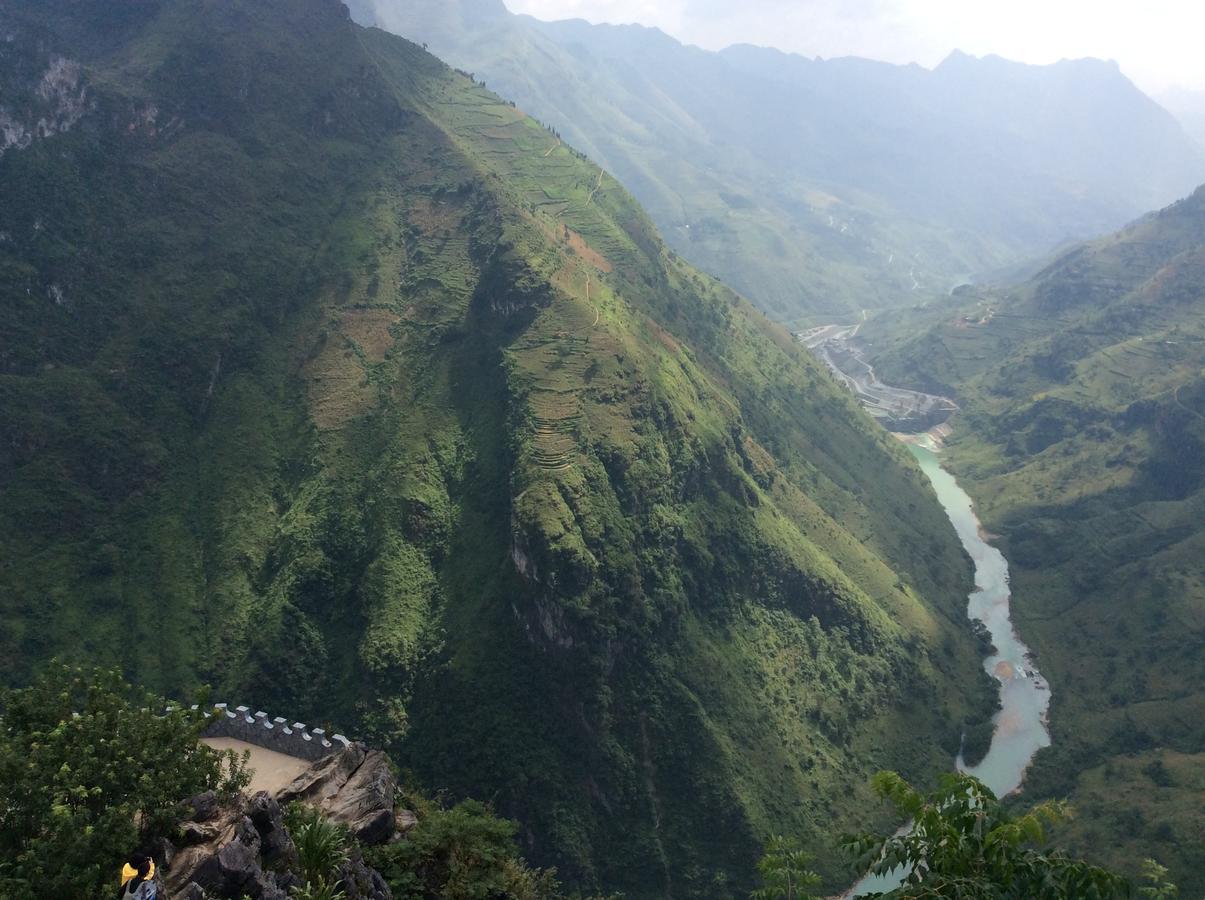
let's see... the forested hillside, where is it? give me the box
[347,0,1205,322]
[0,1,995,895]
[864,188,1205,893]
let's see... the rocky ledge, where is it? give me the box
[163,743,415,899]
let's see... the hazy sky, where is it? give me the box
[503,0,1205,94]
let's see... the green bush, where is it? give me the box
[366,797,564,900]
[0,664,248,899]
[841,771,1131,898]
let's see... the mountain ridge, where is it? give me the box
[349,0,1205,322]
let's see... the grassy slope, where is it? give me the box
[0,1,994,894]
[863,191,1205,894]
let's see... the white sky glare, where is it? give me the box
[502,0,1205,94]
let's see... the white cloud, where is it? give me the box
[502,0,1205,92]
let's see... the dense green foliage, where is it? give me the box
[843,772,1139,899]
[0,1,996,894]
[347,0,1204,324]
[0,666,248,899]
[0,665,581,900]
[863,187,1205,894]
[366,796,573,900]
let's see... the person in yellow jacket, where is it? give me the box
[119,854,158,899]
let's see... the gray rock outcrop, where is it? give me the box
[162,746,409,898]
[165,791,298,900]
[276,743,401,845]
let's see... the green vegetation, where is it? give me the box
[0,663,1185,900]
[841,771,1162,899]
[0,665,585,900]
[0,665,249,899]
[348,0,1204,324]
[863,186,1205,894]
[0,0,997,894]
[366,796,575,900]
[751,836,821,900]
[287,804,352,897]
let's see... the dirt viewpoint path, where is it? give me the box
[200,737,311,795]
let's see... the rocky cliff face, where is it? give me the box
[276,744,403,846]
[0,54,90,154]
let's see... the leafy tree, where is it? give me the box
[0,665,248,899]
[842,771,1130,898]
[1137,859,1179,899]
[751,835,821,899]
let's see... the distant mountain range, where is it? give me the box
[347,0,1205,322]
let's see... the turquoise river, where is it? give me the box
[848,438,1052,896]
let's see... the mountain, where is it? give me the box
[1158,86,1205,149]
[862,188,1205,893]
[0,1,995,895]
[345,0,1205,323]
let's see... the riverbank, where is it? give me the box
[909,444,1051,794]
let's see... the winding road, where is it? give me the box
[800,317,958,432]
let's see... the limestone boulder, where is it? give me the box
[276,743,400,845]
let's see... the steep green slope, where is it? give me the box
[863,189,1205,893]
[0,1,994,895]
[347,0,1205,324]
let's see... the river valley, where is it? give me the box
[804,327,1053,896]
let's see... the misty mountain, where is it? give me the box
[1158,86,1205,149]
[345,0,1205,322]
